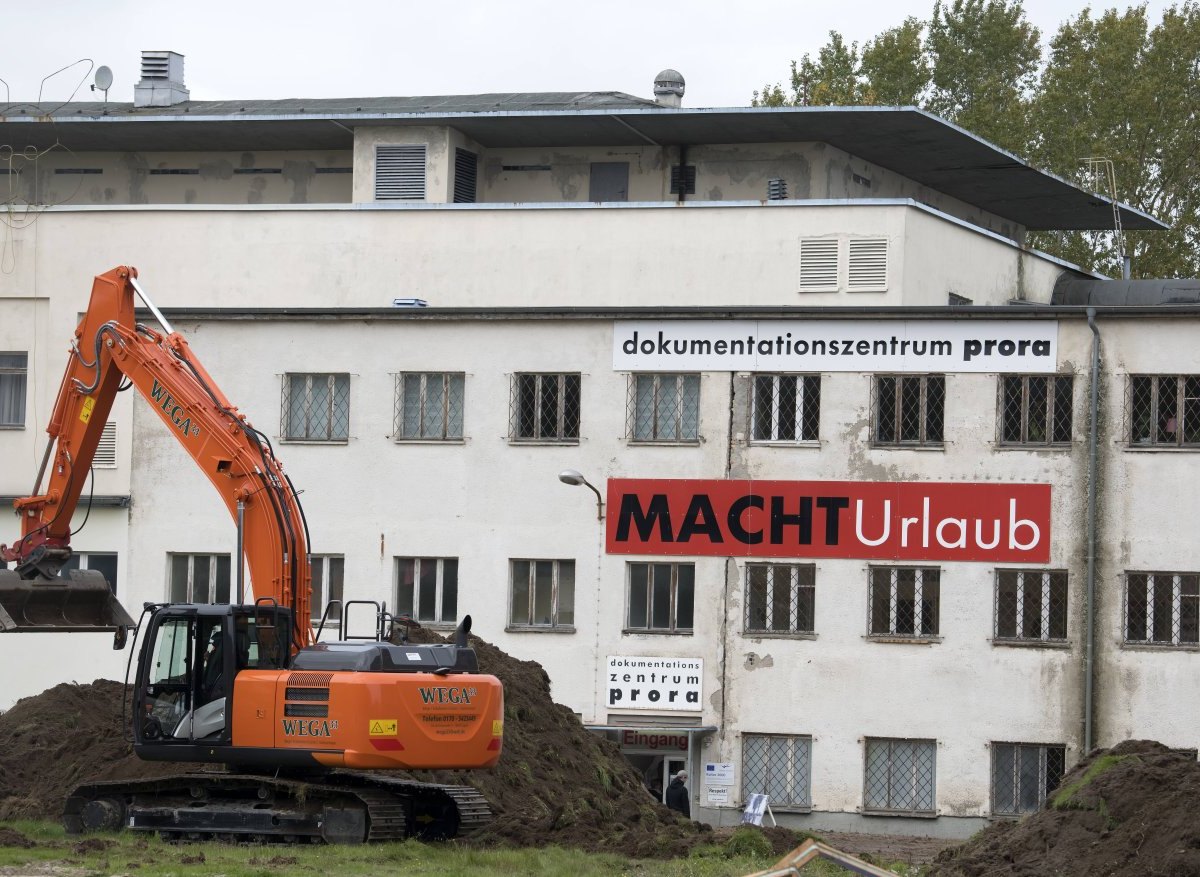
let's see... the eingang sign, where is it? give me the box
[606,479,1051,563]
[613,320,1058,373]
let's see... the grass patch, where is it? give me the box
[1050,754,1135,811]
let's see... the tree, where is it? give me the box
[860,18,931,106]
[753,31,861,106]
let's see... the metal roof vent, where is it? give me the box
[653,69,685,108]
[134,51,189,108]
[767,178,788,200]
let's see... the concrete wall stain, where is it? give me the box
[283,160,314,204]
[743,652,774,670]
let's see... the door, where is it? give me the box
[663,757,687,805]
[589,162,629,202]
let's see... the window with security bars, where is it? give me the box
[629,374,700,443]
[745,564,815,634]
[394,372,464,441]
[742,734,812,809]
[168,553,231,603]
[310,555,345,623]
[752,375,820,443]
[869,567,940,638]
[1124,572,1200,646]
[864,738,936,815]
[0,351,27,427]
[873,375,945,447]
[999,375,1073,446]
[453,148,478,203]
[510,559,574,628]
[396,557,458,625]
[1129,375,1200,447]
[992,743,1066,816]
[375,145,426,200]
[995,570,1067,642]
[627,562,694,632]
[510,373,580,443]
[282,373,350,442]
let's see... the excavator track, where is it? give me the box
[63,770,491,844]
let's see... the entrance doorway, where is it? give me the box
[662,757,687,805]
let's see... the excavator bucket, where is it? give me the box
[0,568,135,645]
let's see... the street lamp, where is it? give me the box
[558,469,604,520]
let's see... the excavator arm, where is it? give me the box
[0,266,311,648]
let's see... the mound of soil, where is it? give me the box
[929,740,1200,877]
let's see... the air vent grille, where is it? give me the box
[848,238,889,291]
[375,145,426,201]
[798,239,839,292]
[94,422,117,468]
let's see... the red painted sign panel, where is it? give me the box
[606,479,1051,563]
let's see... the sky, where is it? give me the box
[3,0,1176,109]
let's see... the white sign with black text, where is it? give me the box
[606,655,703,711]
[705,762,735,784]
[613,319,1058,374]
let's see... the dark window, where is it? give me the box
[627,562,694,632]
[0,352,27,427]
[670,165,697,195]
[864,738,936,815]
[169,554,231,603]
[1000,375,1073,445]
[509,560,574,628]
[511,373,580,443]
[745,564,815,634]
[742,734,812,809]
[873,375,944,447]
[60,552,119,595]
[1130,375,1200,447]
[752,375,820,442]
[992,743,1066,816]
[1124,572,1200,645]
[453,148,479,203]
[995,570,1068,642]
[396,557,459,624]
[869,567,939,638]
[309,555,345,622]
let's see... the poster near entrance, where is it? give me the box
[606,656,703,710]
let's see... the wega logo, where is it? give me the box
[419,686,477,705]
[149,379,201,438]
[281,718,339,737]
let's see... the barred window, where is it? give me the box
[999,375,1073,445]
[992,743,1066,816]
[1129,375,1200,447]
[396,557,459,625]
[864,738,936,815]
[0,352,27,427]
[745,564,815,635]
[1124,572,1200,646]
[309,555,345,623]
[869,567,939,638]
[283,373,350,441]
[752,375,820,443]
[168,553,231,603]
[873,375,944,447]
[629,374,700,443]
[510,559,574,629]
[510,373,580,443]
[627,562,694,632]
[995,570,1068,643]
[395,372,464,441]
[742,734,812,809]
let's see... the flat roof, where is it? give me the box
[0,98,1163,232]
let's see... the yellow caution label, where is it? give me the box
[492,720,504,737]
[368,719,397,737]
[79,396,96,424]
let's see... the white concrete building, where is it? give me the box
[0,54,1194,838]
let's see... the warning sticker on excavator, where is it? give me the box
[492,720,503,736]
[79,396,96,424]
[369,719,397,736]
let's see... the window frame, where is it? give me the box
[628,373,701,445]
[741,733,813,811]
[1127,374,1200,449]
[393,372,466,442]
[871,374,945,449]
[167,553,231,604]
[743,563,816,637]
[625,561,695,634]
[993,569,1068,645]
[508,558,575,631]
[868,566,941,641]
[309,554,345,624]
[59,551,119,595]
[990,742,1066,817]
[750,374,821,444]
[0,351,28,429]
[1123,571,1200,647]
[509,372,581,444]
[997,374,1074,447]
[281,372,350,443]
[395,557,460,627]
[863,737,937,817]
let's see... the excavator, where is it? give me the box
[0,266,504,843]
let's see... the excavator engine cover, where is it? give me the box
[0,568,134,641]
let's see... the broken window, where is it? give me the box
[992,743,1066,816]
[872,375,945,447]
[627,562,694,632]
[744,564,815,635]
[869,567,940,638]
[1124,572,1200,646]
[751,374,820,443]
[999,375,1073,445]
[995,570,1068,642]
[864,738,936,815]
[1129,375,1200,447]
[742,734,812,809]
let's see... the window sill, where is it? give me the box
[393,438,466,445]
[991,638,1071,649]
[1123,444,1200,452]
[279,438,350,445]
[0,425,25,430]
[1121,641,1200,652]
[748,441,821,449]
[627,440,702,447]
[866,635,942,645]
[505,625,576,634]
[994,443,1072,451]
[869,443,945,451]
[743,804,811,814]
[508,439,580,447]
[622,628,694,636]
[861,809,937,819]
[743,631,818,641]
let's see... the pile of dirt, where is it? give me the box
[929,740,1200,877]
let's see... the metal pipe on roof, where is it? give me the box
[1084,307,1100,753]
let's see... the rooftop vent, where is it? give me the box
[653,68,685,108]
[134,51,189,108]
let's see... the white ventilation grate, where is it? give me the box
[848,238,889,291]
[375,145,426,201]
[798,239,839,292]
[94,421,117,468]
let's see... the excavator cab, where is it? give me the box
[0,566,135,646]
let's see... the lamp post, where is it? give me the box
[558,469,604,521]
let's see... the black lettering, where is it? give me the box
[816,496,849,544]
[727,495,764,544]
[857,340,870,355]
[615,494,675,543]
[964,339,981,361]
[931,340,951,356]
[770,496,813,545]
[678,495,724,543]
[841,339,853,354]
[623,332,638,355]
[690,339,712,355]
[658,332,669,354]
[715,340,729,355]
[998,339,1015,355]
[1033,340,1050,357]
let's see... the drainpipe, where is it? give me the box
[677,144,688,203]
[1085,307,1100,752]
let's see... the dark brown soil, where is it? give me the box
[929,740,1200,877]
[0,828,35,848]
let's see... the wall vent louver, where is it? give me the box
[375,145,427,201]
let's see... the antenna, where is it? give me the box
[1082,157,1128,279]
[91,66,112,103]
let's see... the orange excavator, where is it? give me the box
[0,266,503,842]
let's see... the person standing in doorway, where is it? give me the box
[665,770,690,817]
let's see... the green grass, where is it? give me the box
[0,821,777,877]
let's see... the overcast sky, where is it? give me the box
[3,0,1175,109]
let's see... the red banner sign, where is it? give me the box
[606,479,1050,563]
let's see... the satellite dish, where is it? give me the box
[94,66,113,91]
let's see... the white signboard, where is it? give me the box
[705,762,735,784]
[613,320,1058,374]
[606,656,703,711]
[706,786,731,806]
[742,793,770,826]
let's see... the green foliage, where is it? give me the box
[860,18,930,105]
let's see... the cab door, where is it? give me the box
[135,614,194,743]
